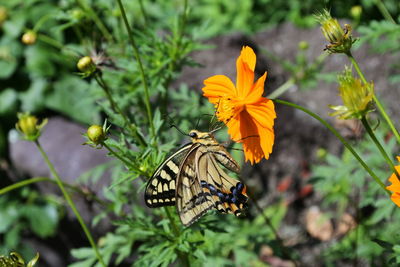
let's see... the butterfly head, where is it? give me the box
[188,130,216,144]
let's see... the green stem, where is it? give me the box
[37,34,80,59]
[164,207,190,267]
[267,78,295,99]
[94,74,147,147]
[0,177,107,206]
[35,141,106,267]
[33,14,53,32]
[138,0,148,24]
[102,142,132,168]
[162,0,188,113]
[116,0,155,139]
[347,52,400,145]
[374,0,396,24]
[75,0,114,42]
[0,177,49,195]
[361,116,400,181]
[273,99,390,196]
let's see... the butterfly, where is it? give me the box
[145,130,248,226]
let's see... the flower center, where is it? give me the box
[215,97,244,123]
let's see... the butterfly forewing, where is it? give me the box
[145,144,192,208]
[177,146,216,226]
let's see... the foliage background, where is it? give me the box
[0,0,400,266]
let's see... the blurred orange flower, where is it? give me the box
[386,156,400,207]
[202,46,276,164]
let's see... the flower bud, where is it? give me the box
[77,56,97,76]
[350,6,362,20]
[298,41,309,50]
[87,125,106,145]
[329,67,374,120]
[21,31,37,45]
[71,9,84,20]
[15,113,47,141]
[315,9,354,54]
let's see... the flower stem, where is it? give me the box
[346,52,400,145]
[94,74,147,147]
[138,0,148,24]
[374,0,396,24]
[273,99,390,196]
[161,0,188,114]
[164,207,190,267]
[361,116,400,181]
[116,0,155,140]
[35,141,106,267]
[0,177,49,195]
[0,177,107,206]
[267,78,295,99]
[74,0,113,42]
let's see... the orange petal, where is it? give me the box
[203,75,236,102]
[246,98,276,129]
[226,114,243,143]
[236,46,255,98]
[255,121,274,160]
[245,72,267,102]
[390,192,400,207]
[387,167,400,192]
[238,111,264,164]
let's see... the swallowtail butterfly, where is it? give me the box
[145,130,248,226]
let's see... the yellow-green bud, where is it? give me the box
[315,9,354,54]
[16,113,47,141]
[0,6,7,26]
[298,41,309,50]
[350,6,362,20]
[77,56,96,75]
[329,67,374,120]
[71,9,84,20]
[21,31,37,45]
[87,125,106,145]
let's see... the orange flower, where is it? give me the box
[202,46,276,164]
[386,156,400,207]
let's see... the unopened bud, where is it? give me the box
[315,9,354,54]
[77,56,96,76]
[329,67,374,120]
[15,113,47,141]
[87,125,106,145]
[350,6,362,20]
[298,41,309,50]
[21,31,37,45]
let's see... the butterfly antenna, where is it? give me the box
[170,124,189,136]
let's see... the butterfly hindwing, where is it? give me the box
[197,150,248,217]
[145,144,192,208]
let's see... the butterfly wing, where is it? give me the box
[197,147,248,216]
[176,145,216,226]
[145,144,192,208]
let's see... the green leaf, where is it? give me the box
[45,75,100,124]
[0,88,18,115]
[22,204,58,238]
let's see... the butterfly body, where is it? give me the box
[145,130,248,226]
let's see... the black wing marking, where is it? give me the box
[145,144,192,208]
